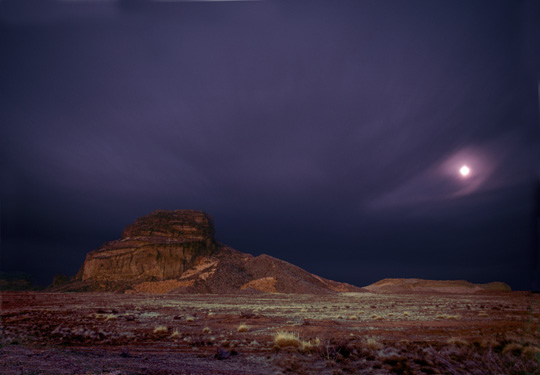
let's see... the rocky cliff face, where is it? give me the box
[69,209,362,294]
[78,210,216,285]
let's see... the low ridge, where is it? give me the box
[365,278,511,293]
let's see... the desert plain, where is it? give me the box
[1,290,539,375]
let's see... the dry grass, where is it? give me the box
[202,327,211,334]
[300,337,321,353]
[274,331,301,348]
[185,316,195,322]
[370,314,384,320]
[403,311,410,317]
[153,325,168,334]
[237,323,250,332]
[436,314,460,320]
[478,311,489,317]
[348,315,358,320]
[364,337,383,350]
[94,313,118,321]
[170,329,180,338]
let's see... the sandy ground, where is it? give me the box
[1,291,539,374]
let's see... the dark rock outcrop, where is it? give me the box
[69,209,362,294]
[0,272,41,291]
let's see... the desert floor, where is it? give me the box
[1,291,539,374]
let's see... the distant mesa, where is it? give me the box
[364,278,511,293]
[60,209,362,294]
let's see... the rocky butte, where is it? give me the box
[67,209,362,294]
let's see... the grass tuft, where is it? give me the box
[274,331,301,348]
[237,323,250,332]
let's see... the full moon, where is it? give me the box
[460,165,470,177]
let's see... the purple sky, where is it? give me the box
[1,0,539,289]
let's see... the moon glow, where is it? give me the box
[459,165,470,177]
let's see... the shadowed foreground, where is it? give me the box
[1,291,539,374]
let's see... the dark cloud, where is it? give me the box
[1,0,539,289]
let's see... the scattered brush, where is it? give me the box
[348,315,358,320]
[478,311,489,317]
[364,337,383,350]
[202,327,211,334]
[185,316,195,322]
[170,329,180,338]
[237,323,250,332]
[403,311,410,317]
[153,325,168,334]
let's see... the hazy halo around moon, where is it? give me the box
[460,165,470,177]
